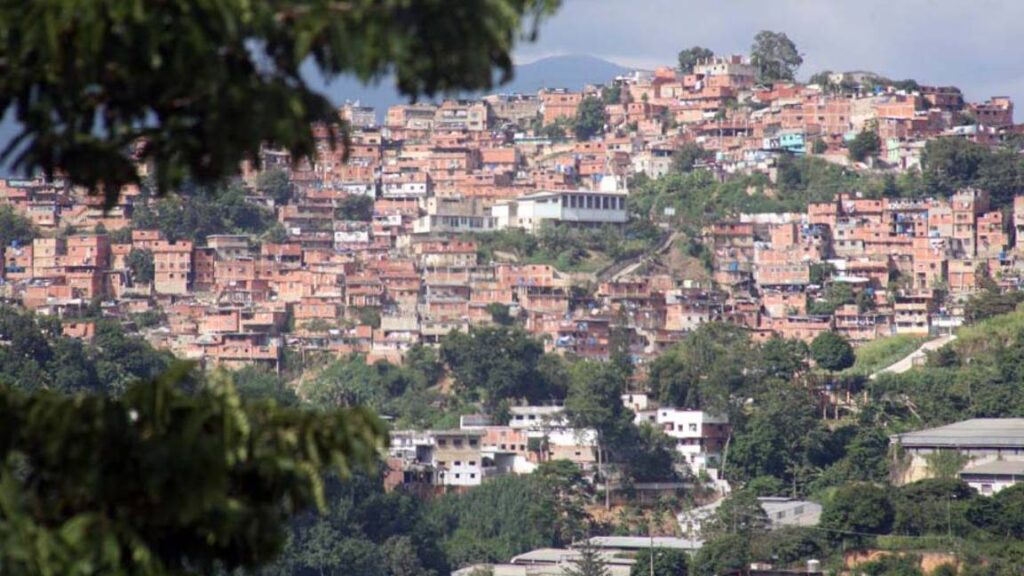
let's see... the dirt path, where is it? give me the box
[869,334,957,379]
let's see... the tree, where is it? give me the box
[257,168,293,205]
[126,248,155,284]
[820,483,894,548]
[601,84,622,105]
[565,361,630,443]
[574,96,606,141]
[691,533,749,576]
[859,554,923,576]
[701,490,769,540]
[808,70,834,90]
[809,262,836,286]
[440,326,553,409]
[428,474,575,567]
[0,366,386,574]
[486,303,515,326]
[336,194,376,221]
[565,360,632,507]
[672,142,710,173]
[563,542,610,576]
[811,331,855,372]
[728,382,824,494]
[812,138,828,154]
[647,323,756,412]
[0,4,563,572]
[0,0,559,207]
[0,205,36,249]
[920,138,989,197]
[964,284,1024,323]
[848,129,881,163]
[677,46,714,74]
[759,337,809,380]
[631,548,689,576]
[750,30,803,83]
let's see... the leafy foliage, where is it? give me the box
[0,0,559,206]
[750,30,803,82]
[302,349,449,429]
[631,548,689,576]
[428,474,586,568]
[848,129,881,163]
[0,205,36,249]
[647,323,757,412]
[820,483,894,548]
[574,96,606,141]
[563,542,610,576]
[260,472,446,576]
[811,331,855,372]
[0,306,173,395]
[677,46,714,74]
[920,138,1024,206]
[132,182,275,242]
[0,365,386,574]
[671,142,711,173]
[440,326,562,410]
[256,169,294,206]
[126,248,155,284]
[336,194,376,222]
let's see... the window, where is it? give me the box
[468,461,476,466]
[437,439,447,447]
[453,439,463,448]
[455,473,461,479]
[469,439,478,447]
[689,423,698,432]
[454,461,461,466]
[470,473,476,479]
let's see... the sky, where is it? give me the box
[515,0,1024,108]
[3,1,1023,176]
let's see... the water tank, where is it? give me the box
[807,559,821,573]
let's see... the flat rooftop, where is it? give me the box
[960,460,1024,476]
[893,419,1024,449]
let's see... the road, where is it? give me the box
[869,334,957,379]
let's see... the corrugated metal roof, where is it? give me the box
[960,460,1024,476]
[893,419,1024,448]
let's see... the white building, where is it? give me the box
[491,190,628,232]
[678,496,821,540]
[891,418,1024,486]
[413,214,497,234]
[509,406,567,431]
[508,406,598,468]
[388,430,485,488]
[959,461,1024,495]
[635,408,730,478]
[331,181,376,196]
[381,174,431,198]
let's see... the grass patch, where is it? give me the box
[842,335,927,376]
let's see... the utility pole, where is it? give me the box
[648,517,655,576]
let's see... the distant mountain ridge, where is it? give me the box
[313,54,632,116]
